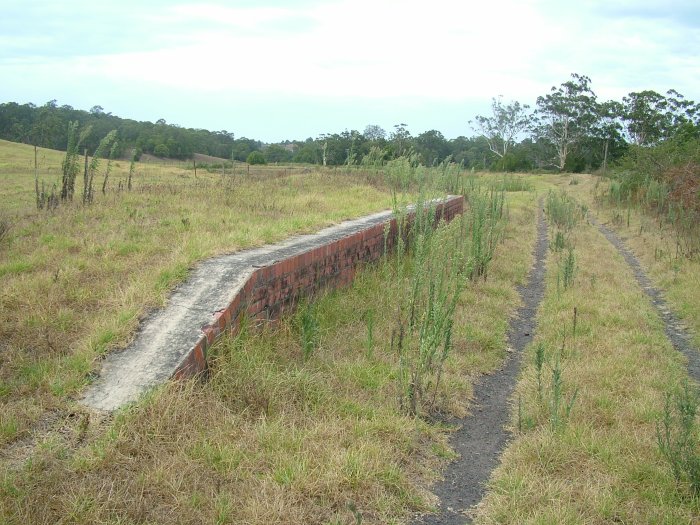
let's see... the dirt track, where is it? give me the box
[415,204,548,524]
[593,216,700,383]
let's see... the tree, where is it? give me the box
[293,143,321,164]
[471,96,532,159]
[31,100,64,149]
[153,143,169,157]
[591,100,626,173]
[246,151,266,164]
[264,144,293,163]
[389,123,412,158]
[621,90,670,146]
[345,130,364,165]
[315,131,363,166]
[621,89,700,146]
[448,135,493,169]
[414,129,450,166]
[363,124,386,142]
[534,73,599,171]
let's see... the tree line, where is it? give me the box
[0,74,698,172]
[0,100,242,161]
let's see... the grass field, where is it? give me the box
[580,177,700,350]
[3,142,699,524]
[0,138,545,524]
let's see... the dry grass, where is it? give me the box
[0,138,398,445]
[0,171,541,524]
[474,179,700,523]
[574,175,700,349]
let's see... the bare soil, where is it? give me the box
[414,206,548,524]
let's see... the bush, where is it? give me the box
[153,143,169,158]
[563,153,586,173]
[246,151,266,165]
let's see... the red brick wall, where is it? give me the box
[173,195,464,379]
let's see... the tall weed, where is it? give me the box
[657,381,700,496]
[545,190,584,230]
[61,121,92,202]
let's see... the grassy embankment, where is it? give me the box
[475,178,700,523]
[1,152,542,524]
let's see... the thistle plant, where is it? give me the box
[560,247,576,290]
[549,355,578,431]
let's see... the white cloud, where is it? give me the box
[1,0,698,140]
[70,0,564,102]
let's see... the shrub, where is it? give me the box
[153,143,169,158]
[246,151,266,165]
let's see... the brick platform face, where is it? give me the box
[173,196,464,380]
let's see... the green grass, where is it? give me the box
[15,162,687,523]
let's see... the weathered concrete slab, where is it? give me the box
[81,197,463,412]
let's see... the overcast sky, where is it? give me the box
[1,0,699,142]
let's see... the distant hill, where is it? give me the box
[0,100,262,162]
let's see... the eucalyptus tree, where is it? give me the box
[592,100,625,173]
[389,123,412,158]
[471,96,532,159]
[534,73,599,171]
[621,89,700,146]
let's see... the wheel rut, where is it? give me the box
[415,204,548,524]
[592,216,700,383]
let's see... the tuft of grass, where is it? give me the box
[493,174,533,193]
[364,308,375,359]
[534,342,545,401]
[298,301,321,362]
[0,217,11,246]
[559,246,576,290]
[545,189,585,230]
[550,230,567,252]
[548,354,578,431]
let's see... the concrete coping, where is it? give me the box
[81,196,463,412]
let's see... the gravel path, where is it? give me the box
[415,205,548,524]
[592,216,700,383]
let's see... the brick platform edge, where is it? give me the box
[172,195,464,380]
